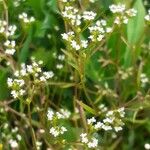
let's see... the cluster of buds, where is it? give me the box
[7,58,54,99]
[109,4,137,25]
[47,108,70,137]
[118,67,133,80]
[19,12,35,23]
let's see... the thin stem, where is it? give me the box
[27,103,37,150]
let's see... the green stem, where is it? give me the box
[28,103,37,150]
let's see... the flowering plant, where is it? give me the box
[0,0,150,149]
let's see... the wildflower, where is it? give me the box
[80,133,88,143]
[82,11,96,21]
[47,109,54,120]
[9,139,18,148]
[87,117,96,125]
[94,121,103,130]
[87,138,98,148]
[19,12,35,23]
[49,126,67,137]
[109,4,126,13]
[145,143,150,150]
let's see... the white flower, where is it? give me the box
[87,117,96,125]
[81,40,88,48]
[80,133,88,143]
[102,124,112,131]
[87,138,98,148]
[56,112,64,119]
[94,121,103,130]
[60,126,67,134]
[82,11,96,21]
[126,9,137,17]
[7,78,13,87]
[19,12,35,23]
[109,4,126,13]
[145,143,150,150]
[47,109,54,120]
[11,90,19,99]
[9,139,18,148]
[43,71,54,79]
[60,109,71,118]
[71,40,80,50]
[103,117,114,124]
[50,127,59,137]
[114,126,123,132]
[5,48,16,55]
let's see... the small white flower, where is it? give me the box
[87,138,98,148]
[71,40,80,50]
[9,139,18,148]
[145,143,150,150]
[81,40,88,48]
[47,109,54,120]
[114,126,123,132]
[109,4,126,13]
[50,127,59,137]
[82,11,96,21]
[87,117,96,125]
[80,133,88,143]
[94,121,103,130]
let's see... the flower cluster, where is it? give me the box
[62,1,97,28]
[62,6,81,27]
[88,19,112,42]
[109,4,137,25]
[87,107,125,132]
[47,108,70,137]
[0,20,17,55]
[49,126,67,137]
[4,40,16,55]
[61,31,88,51]
[80,133,98,148]
[0,20,17,37]
[19,12,35,23]
[1,124,22,149]
[7,58,54,99]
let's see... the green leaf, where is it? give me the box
[76,100,97,115]
[19,27,33,63]
[124,0,145,67]
[0,70,9,100]
[85,51,102,82]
